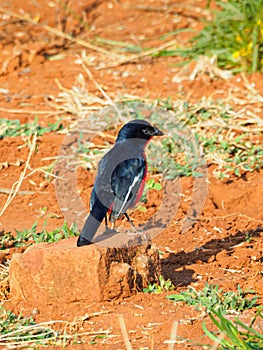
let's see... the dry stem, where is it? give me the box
[0,132,37,217]
[118,314,133,350]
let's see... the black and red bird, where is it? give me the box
[77,119,163,247]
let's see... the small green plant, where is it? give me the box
[143,275,174,293]
[245,232,253,243]
[0,306,54,346]
[167,284,258,315]
[0,221,79,249]
[156,0,263,73]
[0,118,63,138]
[203,308,263,349]
[146,178,162,191]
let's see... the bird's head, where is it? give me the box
[116,119,163,143]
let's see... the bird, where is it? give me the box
[77,119,163,247]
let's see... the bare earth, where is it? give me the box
[0,0,263,349]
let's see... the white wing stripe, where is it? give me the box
[116,173,141,217]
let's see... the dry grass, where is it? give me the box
[0,264,9,300]
[0,132,37,217]
[0,305,115,349]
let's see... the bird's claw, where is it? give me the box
[77,236,93,247]
[105,227,118,235]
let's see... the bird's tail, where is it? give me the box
[77,200,108,246]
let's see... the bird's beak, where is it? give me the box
[153,127,164,136]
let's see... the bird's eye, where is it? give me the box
[142,128,152,135]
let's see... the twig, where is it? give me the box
[0,106,63,115]
[25,168,66,181]
[98,39,179,69]
[80,51,125,121]
[118,315,133,350]
[241,72,263,101]
[73,309,112,322]
[0,188,48,196]
[119,39,178,63]
[167,321,178,350]
[0,132,37,217]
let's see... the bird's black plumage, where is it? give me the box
[77,119,163,247]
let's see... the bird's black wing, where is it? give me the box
[110,156,146,220]
[90,146,118,212]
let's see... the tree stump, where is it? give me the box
[9,236,161,315]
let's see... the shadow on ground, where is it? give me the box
[161,226,263,286]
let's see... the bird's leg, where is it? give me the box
[105,214,112,233]
[125,213,150,241]
[108,211,119,232]
[105,214,117,233]
[125,213,142,233]
[104,214,108,230]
